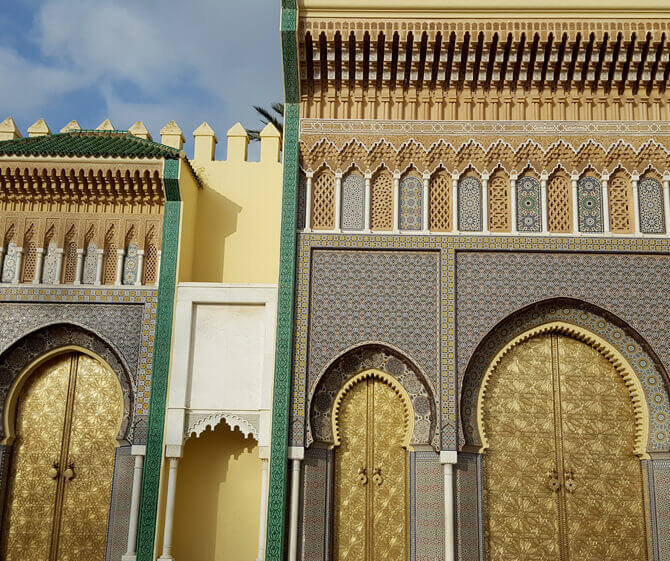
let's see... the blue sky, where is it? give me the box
[0,0,283,159]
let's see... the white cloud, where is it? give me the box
[1,0,283,147]
[0,46,86,115]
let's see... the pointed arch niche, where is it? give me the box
[308,343,438,450]
[460,300,670,454]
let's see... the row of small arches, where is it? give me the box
[299,168,667,235]
[1,223,159,286]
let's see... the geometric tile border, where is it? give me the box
[293,232,670,450]
[0,285,158,416]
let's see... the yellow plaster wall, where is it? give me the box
[188,133,283,284]
[177,159,200,283]
[172,422,262,561]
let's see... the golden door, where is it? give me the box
[333,377,408,561]
[4,353,123,561]
[482,333,647,561]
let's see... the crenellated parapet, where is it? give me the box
[0,117,200,287]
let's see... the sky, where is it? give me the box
[0,0,284,159]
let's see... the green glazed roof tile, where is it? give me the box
[0,130,182,159]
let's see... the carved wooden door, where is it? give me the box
[4,353,123,561]
[482,333,647,561]
[333,377,408,561]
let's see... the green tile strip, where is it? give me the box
[136,158,181,561]
[265,3,299,561]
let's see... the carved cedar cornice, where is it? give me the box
[300,136,670,177]
[0,158,165,208]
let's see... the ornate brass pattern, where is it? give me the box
[4,352,123,561]
[4,355,71,561]
[371,380,408,561]
[334,377,409,561]
[59,354,123,561]
[482,335,560,560]
[558,337,647,561]
[482,334,647,561]
[334,379,368,561]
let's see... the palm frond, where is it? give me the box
[249,102,284,142]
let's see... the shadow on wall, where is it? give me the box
[194,187,242,282]
[172,421,260,561]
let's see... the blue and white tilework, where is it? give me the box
[458,177,482,231]
[400,175,423,231]
[516,176,541,232]
[577,176,604,232]
[341,173,365,231]
[638,177,665,234]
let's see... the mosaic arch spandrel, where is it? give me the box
[308,344,439,450]
[0,323,135,445]
[460,302,670,453]
[291,232,670,452]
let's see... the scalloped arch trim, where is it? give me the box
[331,368,415,449]
[185,412,258,442]
[476,321,650,458]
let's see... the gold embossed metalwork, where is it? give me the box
[333,370,411,561]
[481,333,648,561]
[4,355,71,561]
[3,352,123,561]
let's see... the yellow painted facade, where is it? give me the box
[187,122,283,284]
[173,422,262,561]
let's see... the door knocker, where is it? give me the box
[372,467,383,486]
[357,467,368,485]
[546,470,560,492]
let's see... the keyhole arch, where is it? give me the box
[331,368,415,450]
[475,320,650,458]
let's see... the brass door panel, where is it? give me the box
[4,355,72,561]
[334,379,369,561]
[58,354,123,561]
[3,352,122,561]
[371,380,408,561]
[482,333,647,561]
[482,335,560,561]
[333,377,408,561]
[558,336,647,561]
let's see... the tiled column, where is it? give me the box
[540,175,549,233]
[441,451,457,561]
[663,177,670,235]
[12,247,23,284]
[452,175,459,233]
[156,251,162,286]
[393,173,400,233]
[33,248,44,284]
[135,249,145,286]
[510,175,518,234]
[158,456,180,560]
[115,249,125,285]
[481,174,489,234]
[288,447,304,561]
[122,445,146,561]
[422,173,430,233]
[602,176,610,233]
[632,175,641,234]
[334,173,343,233]
[74,248,84,284]
[304,172,313,232]
[53,248,64,284]
[571,175,579,233]
[364,173,372,233]
[95,249,104,285]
